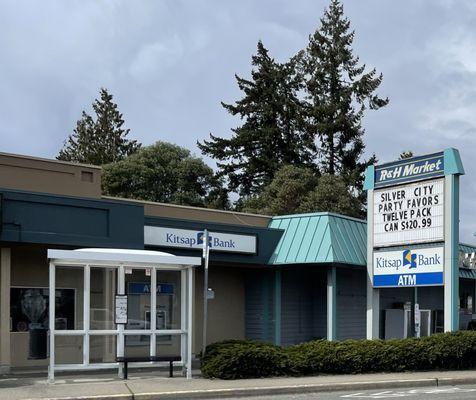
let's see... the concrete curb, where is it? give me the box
[28,376,476,400]
[133,379,437,399]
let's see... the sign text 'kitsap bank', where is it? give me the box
[144,226,257,254]
[373,246,444,287]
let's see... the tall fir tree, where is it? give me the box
[302,0,388,191]
[198,41,315,196]
[58,88,140,165]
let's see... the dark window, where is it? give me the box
[10,287,75,332]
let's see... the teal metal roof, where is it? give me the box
[460,268,476,279]
[268,212,366,266]
[268,214,476,270]
[459,243,476,279]
[460,243,476,254]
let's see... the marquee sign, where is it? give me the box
[373,246,444,287]
[144,226,257,254]
[373,178,444,247]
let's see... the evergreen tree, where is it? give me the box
[198,41,314,196]
[302,0,388,190]
[58,88,140,165]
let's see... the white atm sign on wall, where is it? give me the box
[373,178,444,247]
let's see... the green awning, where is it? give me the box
[268,212,366,266]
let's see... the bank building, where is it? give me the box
[0,149,473,379]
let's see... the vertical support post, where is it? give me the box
[48,262,55,383]
[202,230,210,356]
[180,269,187,375]
[83,265,90,366]
[186,267,194,378]
[414,287,420,338]
[262,273,270,341]
[274,269,281,346]
[366,185,380,339]
[150,267,157,357]
[117,264,125,378]
[0,248,11,374]
[327,265,337,341]
[444,174,460,331]
[474,279,476,315]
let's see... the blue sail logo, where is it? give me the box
[403,249,417,269]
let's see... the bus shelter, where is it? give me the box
[47,248,200,383]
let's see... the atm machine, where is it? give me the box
[384,302,432,339]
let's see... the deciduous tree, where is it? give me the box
[102,141,228,209]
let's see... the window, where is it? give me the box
[11,287,75,332]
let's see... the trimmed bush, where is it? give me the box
[201,340,289,379]
[201,331,476,379]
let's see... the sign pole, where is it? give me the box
[202,229,210,356]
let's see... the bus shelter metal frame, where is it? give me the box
[47,249,200,383]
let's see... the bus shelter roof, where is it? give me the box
[48,248,201,267]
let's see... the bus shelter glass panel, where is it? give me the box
[90,335,117,363]
[55,336,83,364]
[125,268,152,357]
[156,335,181,357]
[157,270,181,331]
[90,267,117,330]
[56,266,83,330]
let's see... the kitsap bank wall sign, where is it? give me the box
[144,226,257,254]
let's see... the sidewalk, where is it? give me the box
[2,369,476,400]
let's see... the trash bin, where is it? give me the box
[29,327,47,359]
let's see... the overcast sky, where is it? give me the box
[1,0,476,242]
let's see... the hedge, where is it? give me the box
[200,331,476,379]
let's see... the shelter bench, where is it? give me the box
[116,356,181,379]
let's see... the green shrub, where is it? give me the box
[201,331,476,379]
[200,340,289,379]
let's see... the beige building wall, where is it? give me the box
[193,266,246,354]
[0,152,101,198]
[104,196,272,227]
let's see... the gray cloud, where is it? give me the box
[1,0,476,242]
